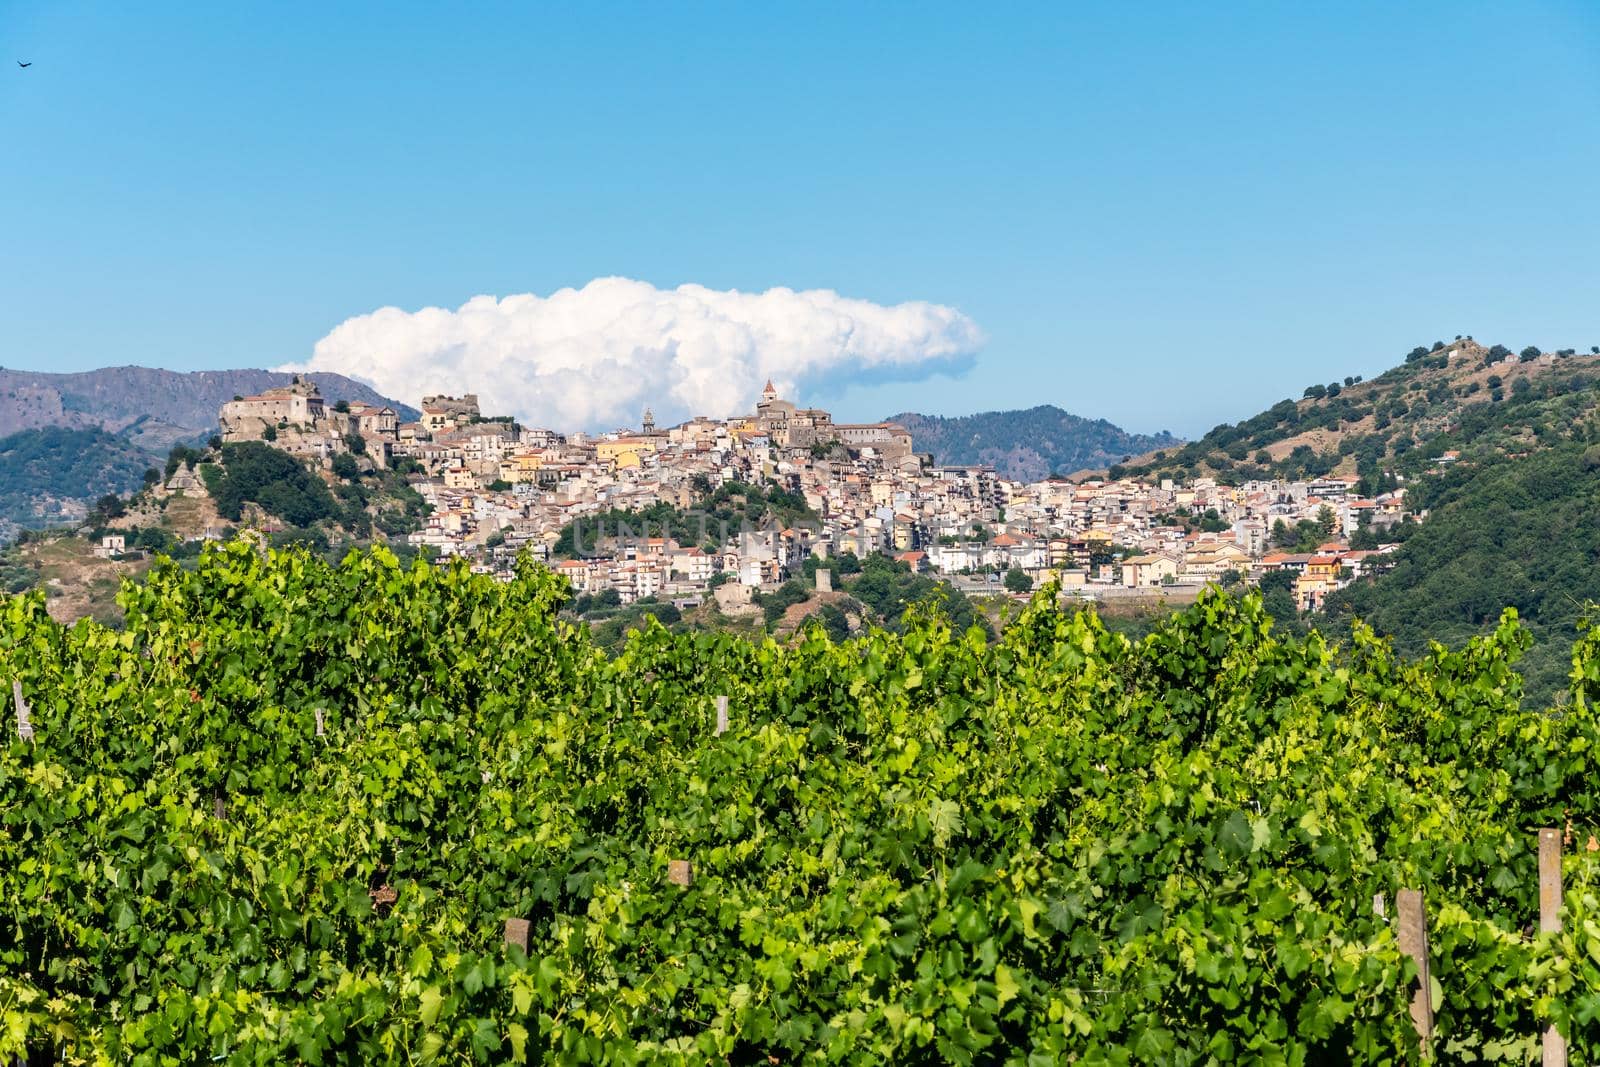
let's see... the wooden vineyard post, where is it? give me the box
[1539,828,1567,1067]
[503,917,530,953]
[314,708,326,737]
[667,859,693,887]
[1396,888,1434,1057]
[714,695,729,736]
[213,795,227,821]
[12,679,33,742]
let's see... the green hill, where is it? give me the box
[0,426,152,533]
[886,405,1179,480]
[1324,439,1600,705]
[1115,338,1600,487]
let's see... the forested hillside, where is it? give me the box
[0,426,152,532]
[1114,338,1600,486]
[1294,361,1600,703]
[552,480,816,558]
[4,545,1600,1062]
[1325,442,1600,702]
[887,405,1179,480]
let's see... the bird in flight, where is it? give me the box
[17,61,31,68]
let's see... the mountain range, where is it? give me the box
[885,405,1180,481]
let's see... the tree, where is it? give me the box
[1303,384,1327,400]
[1254,450,1271,465]
[1316,505,1337,540]
[262,425,277,442]
[95,494,125,520]
[646,602,682,625]
[205,442,339,527]
[333,400,350,413]
[1003,567,1033,594]
[1326,382,1341,397]
[331,453,361,481]
[1257,567,1298,622]
[819,602,851,642]
[1520,346,1541,362]
[134,526,173,553]
[343,432,366,455]
[1487,374,1502,389]
[487,479,512,492]
[1405,346,1428,363]
[142,468,161,487]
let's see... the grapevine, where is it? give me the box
[1,541,1598,1063]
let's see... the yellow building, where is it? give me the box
[1121,553,1179,588]
[595,436,659,470]
[1294,554,1344,611]
[499,449,552,485]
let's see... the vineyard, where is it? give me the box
[4,542,1600,1063]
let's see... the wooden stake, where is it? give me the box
[714,695,729,736]
[1397,888,1433,1057]
[503,917,530,953]
[314,708,326,737]
[667,859,693,887]
[12,679,33,742]
[213,795,227,821]
[1539,828,1567,1067]
[1373,892,1386,918]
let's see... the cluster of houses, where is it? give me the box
[215,379,1416,610]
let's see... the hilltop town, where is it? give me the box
[201,376,1415,615]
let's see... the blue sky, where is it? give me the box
[2,1,1598,437]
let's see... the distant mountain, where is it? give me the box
[0,366,416,537]
[887,405,1180,481]
[0,366,417,445]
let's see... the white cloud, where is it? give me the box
[281,277,983,429]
